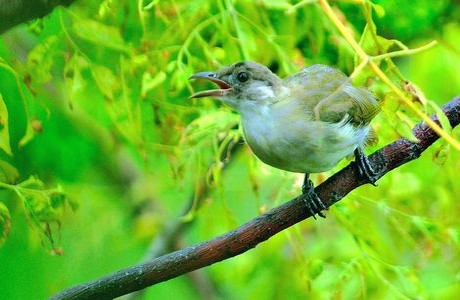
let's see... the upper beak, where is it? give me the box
[189,71,233,98]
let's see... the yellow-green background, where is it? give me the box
[0,0,459,299]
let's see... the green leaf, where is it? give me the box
[17,177,71,245]
[0,94,12,155]
[64,53,89,106]
[141,70,166,98]
[395,111,418,142]
[181,111,238,147]
[381,93,419,142]
[432,142,449,165]
[308,259,325,279]
[18,121,37,148]
[0,59,37,149]
[91,64,119,100]
[358,19,396,57]
[371,3,386,17]
[354,19,397,84]
[18,176,45,190]
[26,36,59,85]
[71,17,131,53]
[0,160,19,184]
[260,0,292,10]
[427,100,452,133]
[0,202,10,246]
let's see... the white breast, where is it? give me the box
[238,102,368,173]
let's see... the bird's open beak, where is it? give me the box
[189,71,233,98]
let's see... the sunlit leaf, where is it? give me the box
[0,160,19,184]
[71,17,131,53]
[0,202,10,246]
[25,36,59,85]
[259,0,292,10]
[141,70,166,98]
[91,64,119,100]
[395,111,418,142]
[432,142,449,165]
[308,259,324,279]
[358,20,395,57]
[0,94,12,155]
[12,177,74,252]
[18,121,37,148]
[427,101,452,133]
[180,110,238,147]
[64,53,88,106]
[371,3,386,17]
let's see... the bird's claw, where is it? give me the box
[302,178,327,219]
[354,148,378,186]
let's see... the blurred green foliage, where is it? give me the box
[0,0,459,299]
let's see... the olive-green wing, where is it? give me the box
[283,64,379,126]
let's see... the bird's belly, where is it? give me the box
[242,118,369,173]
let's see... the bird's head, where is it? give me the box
[190,62,282,110]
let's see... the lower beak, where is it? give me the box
[189,72,233,98]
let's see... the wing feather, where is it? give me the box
[282,64,379,126]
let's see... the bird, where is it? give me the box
[189,61,380,218]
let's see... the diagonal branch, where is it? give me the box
[51,96,460,300]
[0,0,75,34]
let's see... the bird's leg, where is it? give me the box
[301,174,327,219]
[354,147,378,185]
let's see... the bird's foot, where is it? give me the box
[301,178,327,219]
[354,148,378,186]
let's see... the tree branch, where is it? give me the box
[51,96,460,300]
[0,0,75,34]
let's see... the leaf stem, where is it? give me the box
[371,40,438,61]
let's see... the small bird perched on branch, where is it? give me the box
[190,62,380,218]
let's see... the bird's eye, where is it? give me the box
[236,71,250,83]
